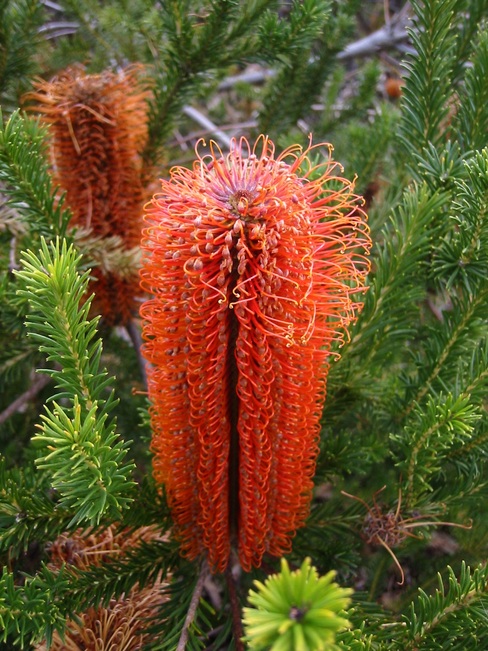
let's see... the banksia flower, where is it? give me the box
[27,66,151,326]
[140,136,371,572]
[35,525,167,651]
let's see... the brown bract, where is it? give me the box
[27,65,151,326]
[140,136,371,572]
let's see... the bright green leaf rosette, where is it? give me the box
[243,558,353,651]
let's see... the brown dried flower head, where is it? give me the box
[35,525,167,651]
[27,65,151,326]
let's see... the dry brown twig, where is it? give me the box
[0,373,51,427]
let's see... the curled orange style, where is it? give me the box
[140,136,371,572]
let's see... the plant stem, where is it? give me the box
[0,373,51,426]
[176,560,209,651]
[226,562,245,651]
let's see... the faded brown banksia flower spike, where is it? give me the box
[35,525,167,651]
[27,65,151,326]
[140,136,371,572]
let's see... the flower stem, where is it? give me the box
[226,561,245,651]
[176,560,209,651]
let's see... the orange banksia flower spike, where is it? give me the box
[27,65,151,326]
[140,136,371,572]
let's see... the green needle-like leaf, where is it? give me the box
[15,237,135,525]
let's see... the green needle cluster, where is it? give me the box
[243,557,352,651]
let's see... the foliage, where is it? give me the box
[15,238,135,525]
[1,0,488,649]
[0,109,71,238]
[243,558,352,651]
[0,0,45,111]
